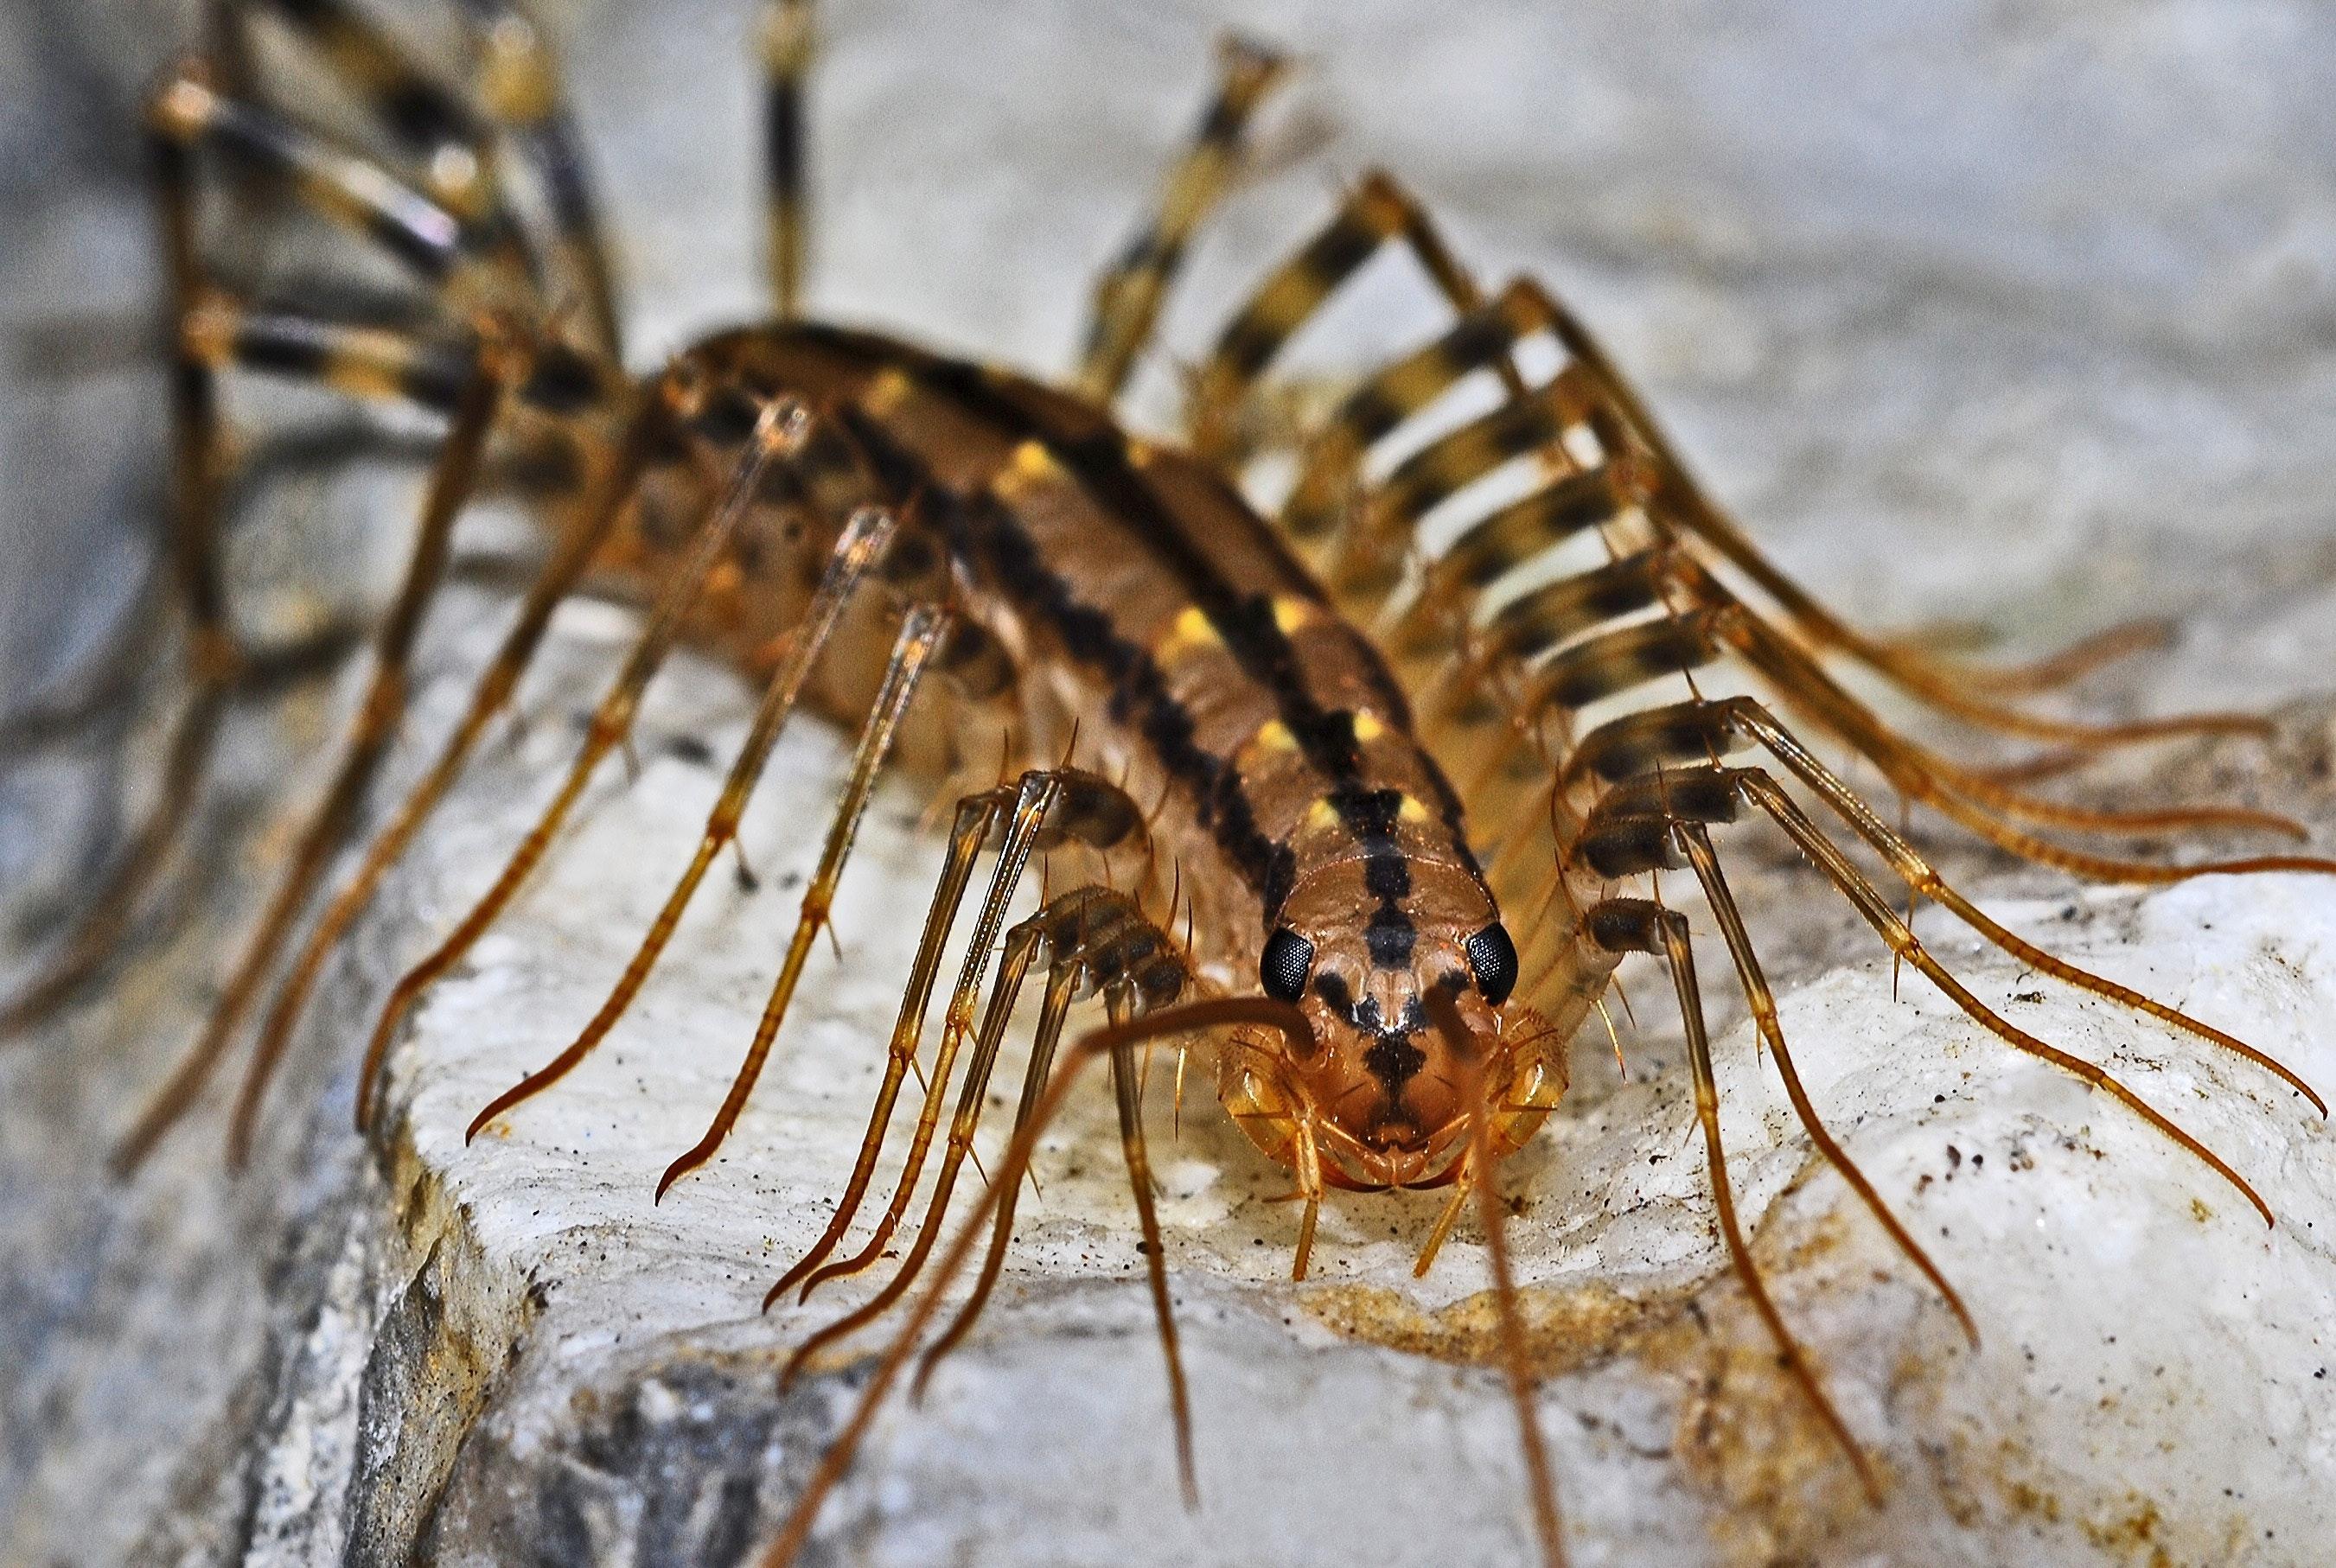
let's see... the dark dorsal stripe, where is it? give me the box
[787,323,1483,927]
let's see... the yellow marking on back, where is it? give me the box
[1248,719,1298,755]
[1350,710,1387,743]
[1397,794,1432,825]
[994,438,1063,500]
[1271,596,1320,634]
[1155,605,1222,662]
[1305,798,1344,833]
[863,367,915,415]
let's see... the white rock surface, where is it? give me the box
[6,2,2336,1565]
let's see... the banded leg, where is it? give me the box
[1279,264,2236,738]
[150,62,511,301]
[788,768,1146,1299]
[654,603,952,1199]
[1697,599,2336,880]
[788,896,1203,1507]
[1583,896,1885,1503]
[1720,699,2322,1111]
[108,352,509,1170]
[760,0,814,316]
[218,0,529,280]
[180,292,616,419]
[0,86,252,1038]
[463,501,898,1138]
[461,0,624,354]
[1464,545,2320,871]
[910,955,1078,1390]
[783,885,1190,1399]
[1188,170,1514,463]
[352,391,801,1128]
[778,916,1045,1386]
[1075,35,1291,405]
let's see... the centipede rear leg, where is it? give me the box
[12,2,641,1158]
[1161,169,2332,1509]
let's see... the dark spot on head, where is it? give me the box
[1312,971,1353,1016]
[1363,1031,1426,1102]
[1363,854,1410,901]
[1366,906,1415,967]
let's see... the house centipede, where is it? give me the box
[3,4,2332,1564]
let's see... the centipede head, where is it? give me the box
[1228,859,1557,1189]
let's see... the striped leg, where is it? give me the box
[462,501,898,1138]
[760,0,814,317]
[108,353,510,1170]
[1075,35,1291,405]
[1721,765,2285,1221]
[150,61,513,303]
[1187,169,1512,463]
[1257,256,2206,728]
[180,293,617,418]
[784,889,1200,1498]
[217,0,526,281]
[461,0,625,354]
[1441,545,2325,883]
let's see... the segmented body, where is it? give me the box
[8,4,2331,1565]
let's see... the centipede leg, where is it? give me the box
[1690,569,2312,843]
[757,998,1311,1568]
[110,354,508,1170]
[912,954,1080,1396]
[1108,1003,1202,1507]
[1187,169,1516,464]
[657,603,950,1199]
[759,0,813,316]
[148,62,507,301]
[1075,35,1289,404]
[0,109,241,1041]
[458,0,624,356]
[792,768,1085,1296]
[1707,611,2336,882]
[464,500,897,1138]
[1724,704,2323,1111]
[223,0,539,288]
[354,386,786,1127]
[1420,991,1567,1566]
[1671,821,1979,1345]
[1728,769,2276,1227]
[765,785,1015,1304]
[177,290,617,419]
[1586,897,1884,1503]
[778,920,1042,1386]
[1506,275,2259,730]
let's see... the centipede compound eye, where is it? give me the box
[1465,921,1519,1006]
[1260,927,1315,1003]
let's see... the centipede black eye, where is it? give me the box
[1465,921,1518,1006]
[1260,927,1316,1003]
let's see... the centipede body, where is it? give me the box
[4,3,2336,1568]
